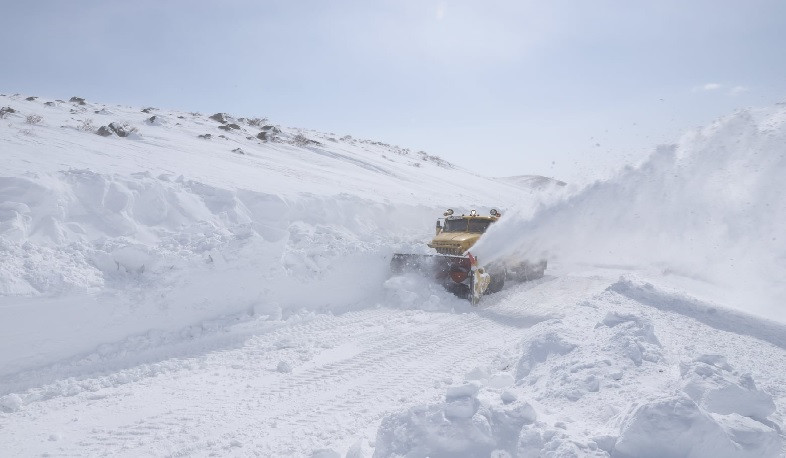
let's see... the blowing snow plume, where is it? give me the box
[473,107,786,321]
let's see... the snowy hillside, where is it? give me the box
[1,93,784,457]
[0,93,557,374]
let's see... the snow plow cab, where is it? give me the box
[390,208,546,305]
[428,209,499,255]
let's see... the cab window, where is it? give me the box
[467,219,492,233]
[443,219,468,232]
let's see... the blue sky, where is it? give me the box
[2,0,785,181]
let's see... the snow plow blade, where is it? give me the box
[390,253,490,304]
[390,253,471,277]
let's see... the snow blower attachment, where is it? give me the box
[390,208,546,304]
[389,251,492,304]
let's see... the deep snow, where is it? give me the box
[0,93,784,456]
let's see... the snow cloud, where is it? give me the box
[474,106,786,322]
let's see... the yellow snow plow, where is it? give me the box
[390,208,546,304]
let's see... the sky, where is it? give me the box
[2,0,785,183]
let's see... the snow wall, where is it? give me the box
[0,169,458,377]
[473,107,786,322]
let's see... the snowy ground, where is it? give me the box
[1,93,784,456]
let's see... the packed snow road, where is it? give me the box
[0,276,607,456]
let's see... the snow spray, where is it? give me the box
[474,107,786,321]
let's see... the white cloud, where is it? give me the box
[729,85,749,96]
[701,83,723,91]
[692,83,750,96]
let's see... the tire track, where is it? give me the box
[76,310,524,456]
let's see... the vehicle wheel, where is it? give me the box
[486,268,506,294]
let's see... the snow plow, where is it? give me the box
[390,208,547,305]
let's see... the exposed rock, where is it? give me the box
[218,125,232,131]
[198,133,212,139]
[232,148,245,155]
[25,96,37,101]
[96,122,133,138]
[416,151,453,168]
[69,96,86,105]
[108,122,129,137]
[256,131,268,140]
[209,112,229,124]
[292,133,321,147]
[25,114,43,125]
[96,126,113,137]
[261,125,281,133]
[141,107,156,113]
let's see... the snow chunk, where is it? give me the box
[446,382,481,400]
[374,383,536,457]
[487,373,515,389]
[276,361,293,373]
[515,330,576,379]
[445,382,482,420]
[614,394,780,458]
[464,366,490,382]
[598,311,662,365]
[500,391,517,404]
[680,355,776,420]
[517,424,597,457]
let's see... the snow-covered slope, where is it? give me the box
[1,94,784,457]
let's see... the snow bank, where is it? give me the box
[0,168,453,378]
[473,107,786,322]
